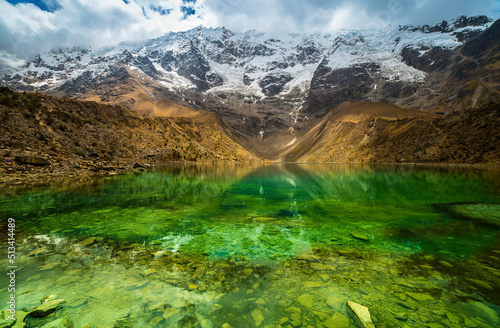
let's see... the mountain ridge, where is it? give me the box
[1,15,499,164]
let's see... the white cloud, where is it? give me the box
[0,0,498,62]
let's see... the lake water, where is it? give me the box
[1,164,499,327]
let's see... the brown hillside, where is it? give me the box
[284,102,500,164]
[0,87,261,183]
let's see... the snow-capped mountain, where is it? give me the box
[0,15,496,159]
[4,15,491,96]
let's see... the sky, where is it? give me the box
[0,0,499,63]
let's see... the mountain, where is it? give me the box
[1,15,499,163]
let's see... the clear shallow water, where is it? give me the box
[1,164,499,327]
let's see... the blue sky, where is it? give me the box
[1,0,499,62]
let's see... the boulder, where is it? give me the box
[346,301,375,328]
[30,299,66,317]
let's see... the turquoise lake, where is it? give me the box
[0,164,499,327]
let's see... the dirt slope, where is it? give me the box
[284,102,500,164]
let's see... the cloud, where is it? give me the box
[0,0,215,60]
[0,0,499,64]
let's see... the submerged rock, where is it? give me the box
[297,294,314,309]
[75,237,96,247]
[30,299,67,317]
[346,301,375,328]
[324,312,350,328]
[434,202,500,227]
[250,308,265,327]
[0,309,15,328]
[350,231,370,241]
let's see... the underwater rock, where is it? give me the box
[297,294,314,309]
[30,299,67,317]
[251,308,265,327]
[149,317,163,326]
[433,202,500,227]
[302,281,322,288]
[297,254,320,262]
[41,295,58,303]
[141,268,157,277]
[310,263,335,271]
[75,237,96,247]
[279,317,289,325]
[323,312,350,328]
[290,312,302,327]
[40,317,74,328]
[0,309,15,328]
[465,278,493,290]
[153,251,169,258]
[406,292,434,302]
[162,308,179,320]
[326,296,343,311]
[350,231,370,241]
[395,313,409,321]
[346,301,375,328]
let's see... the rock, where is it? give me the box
[297,294,314,309]
[302,281,321,288]
[0,309,15,328]
[40,318,74,328]
[326,296,343,311]
[290,312,301,328]
[395,313,409,321]
[465,278,494,290]
[15,154,50,166]
[406,292,434,302]
[279,317,289,325]
[297,254,320,262]
[285,307,301,314]
[133,162,150,169]
[350,231,370,241]
[141,268,157,277]
[310,263,336,271]
[346,301,375,328]
[250,308,264,327]
[30,299,67,317]
[397,300,418,311]
[162,308,179,320]
[323,313,350,328]
[255,298,265,306]
[446,312,460,324]
[153,251,169,258]
[75,238,96,247]
[41,294,58,303]
[149,317,163,326]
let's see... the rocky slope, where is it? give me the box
[284,102,500,164]
[0,87,260,184]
